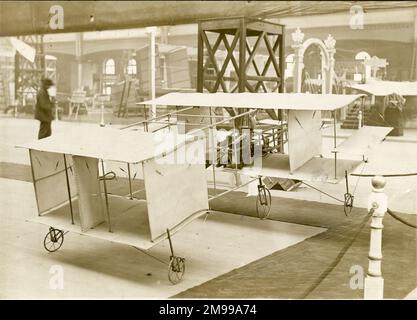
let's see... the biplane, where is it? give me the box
[17,127,210,284]
[17,92,391,284]
[135,92,392,217]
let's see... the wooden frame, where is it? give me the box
[197,17,284,95]
[197,17,286,153]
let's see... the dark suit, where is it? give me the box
[35,88,53,139]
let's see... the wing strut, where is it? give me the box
[63,154,75,225]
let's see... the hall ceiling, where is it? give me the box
[1,1,416,37]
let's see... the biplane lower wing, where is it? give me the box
[27,197,160,250]
[241,154,362,184]
[335,126,392,160]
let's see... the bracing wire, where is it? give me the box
[301,181,344,203]
[131,246,169,266]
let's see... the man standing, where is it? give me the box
[383,92,406,136]
[35,78,54,139]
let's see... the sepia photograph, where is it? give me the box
[0,0,416,307]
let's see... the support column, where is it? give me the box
[327,51,335,94]
[291,28,305,93]
[324,34,336,94]
[75,33,83,90]
[160,26,169,45]
[146,27,157,118]
[411,9,417,81]
[320,51,327,94]
[292,48,304,93]
[160,26,169,89]
[364,176,387,300]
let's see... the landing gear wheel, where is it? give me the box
[256,186,272,220]
[344,193,354,216]
[168,256,185,285]
[43,227,64,252]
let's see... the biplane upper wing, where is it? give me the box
[16,126,196,164]
[139,92,364,110]
[349,80,417,96]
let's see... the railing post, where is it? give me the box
[364,175,387,300]
[358,110,363,128]
[100,101,105,127]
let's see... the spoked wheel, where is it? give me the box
[43,227,64,252]
[168,256,185,285]
[344,193,354,216]
[256,186,272,220]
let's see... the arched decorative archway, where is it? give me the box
[291,28,336,94]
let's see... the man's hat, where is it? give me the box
[41,78,54,88]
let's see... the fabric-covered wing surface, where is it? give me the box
[143,141,209,241]
[72,156,105,232]
[17,125,195,164]
[241,154,361,183]
[350,80,417,96]
[288,110,322,172]
[139,92,364,111]
[336,126,392,160]
[30,150,77,214]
